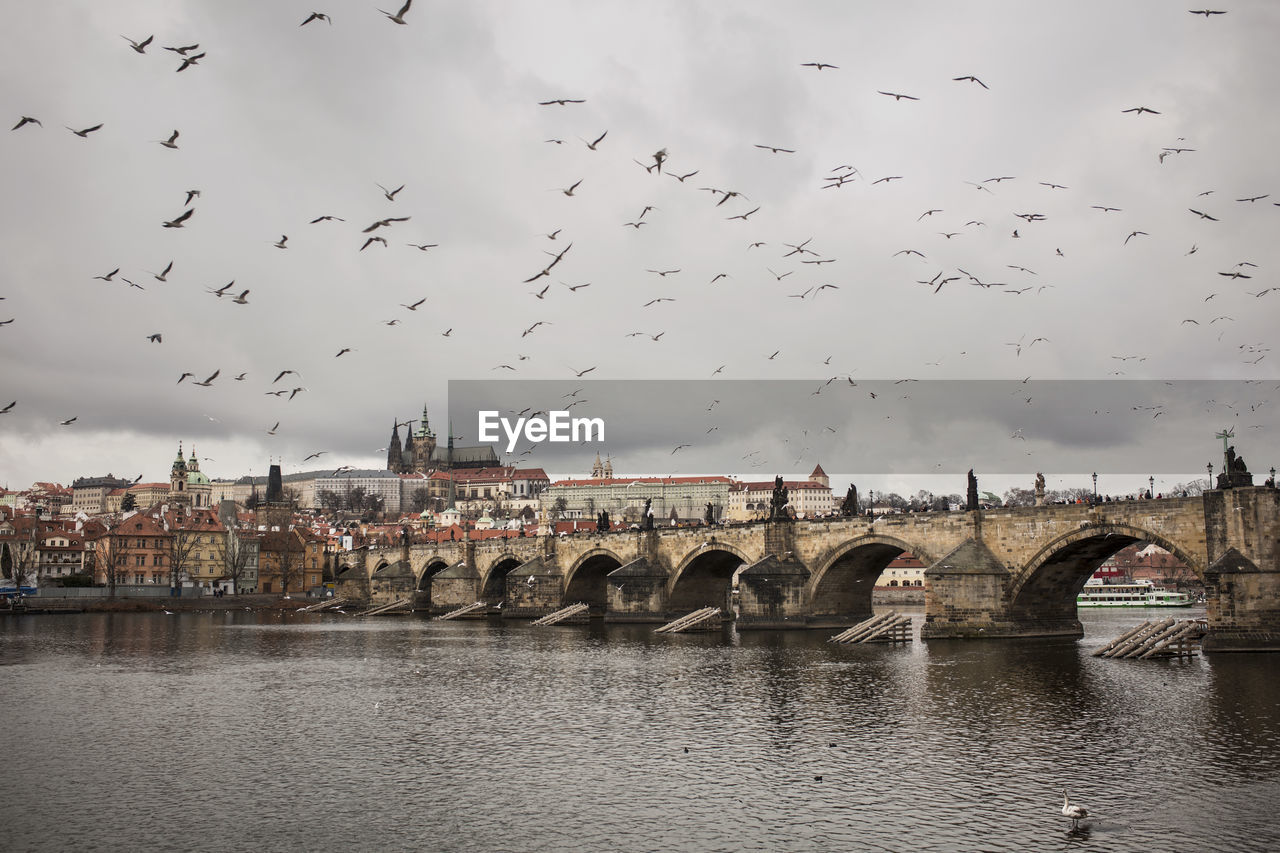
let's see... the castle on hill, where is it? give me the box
[385,404,498,475]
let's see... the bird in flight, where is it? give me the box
[360,236,388,251]
[303,451,327,461]
[163,209,194,228]
[1091,205,1121,213]
[231,290,250,304]
[1189,208,1219,221]
[1189,9,1227,16]
[571,366,597,377]
[583,130,607,150]
[1236,194,1269,203]
[377,183,404,201]
[379,0,412,24]
[0,401,13,413]
[274,235,288,249]
[646,269,680,277]
[175,52,205,72]
[952,75,988,89]
[149,261,173,281]
[192,370,220,387]
[872,176,903,184]
[539,98,585,106]
[727,206,760,221]
[164,43,199,55]
[1124,231,1148,244]
[1122,106,1160,115]
[407,243,438,251]
[310,214,344,223]
[559,179,583,196]
[671,444,691,454]
[93,267,120,282]
[801,62,838,70]
[267,422,279,435]
[67,123,103,138]
[878,91,919,101]
[363,216,410,232]
[12,116,41,130]
[147,333,162,343]
[122,35,153,53]
[59,416,77,426]
[401,298,426,310]
[522,321,549,337]
[300,12,331,25]
[754,144,795,154]
[643,298,675,307]
[158,129,180,149]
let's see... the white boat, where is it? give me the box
[1076,577,1192,607]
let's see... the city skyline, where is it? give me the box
[2,2,1276,490]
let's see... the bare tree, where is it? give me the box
[94,528,128,597]
[1,525,39,592]
[277,532,302,597]
[166,523,201,594]
[222,529,256,594]
[409,486,430,514]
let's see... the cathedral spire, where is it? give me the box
[386,421,403,473]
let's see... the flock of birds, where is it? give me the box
[0,4,1273,483]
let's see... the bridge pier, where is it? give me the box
[921,538,1083,640]
[737,554,811,629]
[605,558,670,622]
[1203,487,1280,651]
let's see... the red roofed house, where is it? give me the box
[727,464,834,521]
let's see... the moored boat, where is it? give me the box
[1076,577,1192,607]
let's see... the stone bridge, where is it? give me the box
[336,486,1280,651]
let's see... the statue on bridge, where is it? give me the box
[966,469,979,511]
[1217,445,1254,489]
[642,498,654,531]
[1034,473,1046,506]
[769,476,792,522]
[841,484,859,516]
[704,502,715,526]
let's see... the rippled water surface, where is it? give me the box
[3,607,1279,852]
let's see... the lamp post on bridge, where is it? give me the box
[1207,462,1213,491]
[1149,476,1155,499]
[1091,472,1097,503]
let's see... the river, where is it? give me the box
[2,606,1278,852]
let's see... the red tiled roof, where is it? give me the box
[810,464,827,478]
[550,476,733,487]
[737,481,829,491]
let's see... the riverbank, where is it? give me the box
[3,593,316,614]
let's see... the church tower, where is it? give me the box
[412,403,437,473]
[386,422,403,473]
[169,442,190,505]
[603,456,614,479]
[591,453,604,479]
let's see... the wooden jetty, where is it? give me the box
[296,596,349,613]
[1092,618,1208,659]
[355,597,413,617]
[654,607,722,634]
[828,611,913,645]
[531,602,591,626]
[434,600,489,621]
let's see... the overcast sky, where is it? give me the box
[1,1,1276,498]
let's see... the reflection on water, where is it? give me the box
[2,607,1278,853]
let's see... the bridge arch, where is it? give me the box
[808,534,932,621]
[669,543,753,613]
[480,553,524,602]
[1007,523,1204,623]
[417,557,452,592]
[564,548,626,612]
